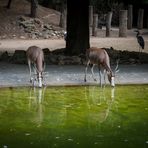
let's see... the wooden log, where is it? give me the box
[92,14,98,37]
[127,5,133,29]
[106,11,113,37]
[119,10,127,37]
[137,9,144,29]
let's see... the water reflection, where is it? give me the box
[85,86,116,123]
[28,87,46,126]
[0,86,148,148]
[105,88,115,121]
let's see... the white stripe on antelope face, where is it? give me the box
[38,73,42,88]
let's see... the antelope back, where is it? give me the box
[26,46,44,72]
[87,47,109,66]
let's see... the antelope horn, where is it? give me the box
[43,61,46,72]
[115,59,120,73]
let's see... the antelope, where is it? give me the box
[84,47,119,87]
[26,46,45,88]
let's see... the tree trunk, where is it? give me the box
[41,0,50,7]
[30,0,38,18]
[137,9,144,29]
[59,4,67,30]
[147,16,148,29]
[89,5,93,27]
[127,5,133,29]
[6,0,12,9]
[65,0,90,55]
[92,14,98,37]
[119,10,127,37]
[106,11,112,37]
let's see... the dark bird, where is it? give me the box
[134,30,145,52]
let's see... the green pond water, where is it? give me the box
[0,85,148,148]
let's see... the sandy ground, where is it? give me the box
[0,37,148,55]
[0,28,148,54]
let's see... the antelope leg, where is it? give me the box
[103,69,106,86]
[28,59,33,83]
[98,67,102,87]
[90,64,97,81]
[84,60,90,82]
[33,64,37,81]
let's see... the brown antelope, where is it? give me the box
[84,47,119,87]
[26,46,45,88]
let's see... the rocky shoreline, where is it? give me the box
[1,47,148,65]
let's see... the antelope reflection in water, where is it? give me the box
[85,86,116,123]
[28,87,46,126]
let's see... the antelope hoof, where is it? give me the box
[38,83,42,88]
[111,84,115,87]
[43,83,46,87]
[30,77,34,83]
[94,78,97,81]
